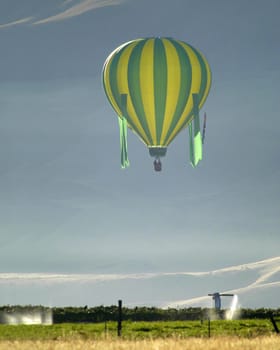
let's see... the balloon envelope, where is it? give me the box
[103,37,211,142]
[102,37,211,168]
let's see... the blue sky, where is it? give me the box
[0,0,280,307]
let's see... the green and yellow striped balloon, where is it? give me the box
[102,37,211,169]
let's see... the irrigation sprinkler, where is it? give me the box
[208,292,238,319]
[208,292,234,311]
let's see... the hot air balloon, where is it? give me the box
[102,37,211,171]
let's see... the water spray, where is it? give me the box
[208,292,239,320]
[0,308,52,325]
[225,294,239,320]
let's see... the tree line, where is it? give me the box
[0,305,279,323]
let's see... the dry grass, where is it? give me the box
[0,336,279,350]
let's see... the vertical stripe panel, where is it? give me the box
[139,39,157,143]
[128,41,153,144]
[153,38,168,144]
[189,45,207,103]
[103,55,122,117]
[168,50,211,142]
[164,42,202,145]
[116,41,150,144]
[108,50,123,112]
[160,38,181,145]
[107,45,148,144]
[163,39,193,145]
[189,45,212,108]
[102,41,134,117]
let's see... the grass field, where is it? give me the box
[0,320,275,340]
[0,320,278,349]
[0,337,279,350]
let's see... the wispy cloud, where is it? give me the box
[0,272,159,284]
[34,0,124,25]
[1,256,279,286]
[0,256,279,307]
[164,281,280,309]
[0,0,124,29]
[63,0,76,4]
[0,17,33,29]
[163,257,280,308]
[0,271,207,284]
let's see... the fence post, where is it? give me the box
[208,318,211,338]
[270,315,280,334]
[117,300,122,337]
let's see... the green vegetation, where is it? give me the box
[0,319,277,341]
[0,306,279,341]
